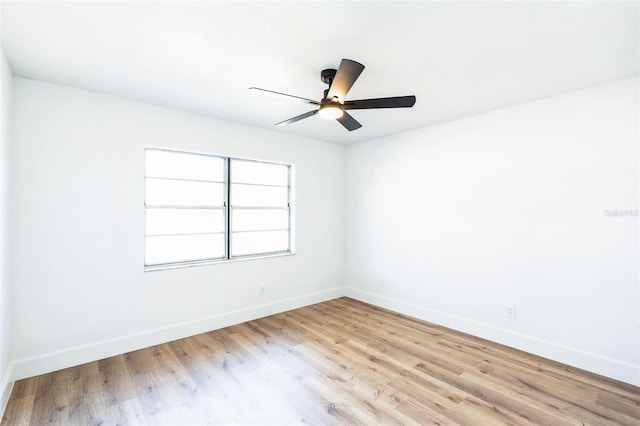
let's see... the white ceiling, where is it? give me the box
[1,1,638,145]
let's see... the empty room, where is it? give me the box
[0,1,638,424]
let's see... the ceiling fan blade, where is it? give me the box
[275,110,318,126]
[344,95,416,110]
[336,112,362,131]
[249,87,320,105]
[326,59,365,101]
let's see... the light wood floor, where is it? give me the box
[2,297,639,425]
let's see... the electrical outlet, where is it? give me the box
[506,305,516,319]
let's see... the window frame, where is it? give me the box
[144,147,295,271]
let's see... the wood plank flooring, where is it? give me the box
[2,297,639,425]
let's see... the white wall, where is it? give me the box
[11,77,345,379]
[345,78,639,385]
[0,50,14,413]
[7,74,639,388]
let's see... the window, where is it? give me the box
[145,148,293,269]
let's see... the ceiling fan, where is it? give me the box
[249,59,416,131]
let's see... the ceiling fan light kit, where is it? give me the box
[318,102,344,120]
[250,59,416,131]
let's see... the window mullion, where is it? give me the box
[225,157,231,260]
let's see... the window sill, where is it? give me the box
[144,251,295,272]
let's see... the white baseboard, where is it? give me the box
[345,287,640,387]
[11,287,344,382]
[0,365,14,420]
[270,287,344,315]
[9,286,639,389]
